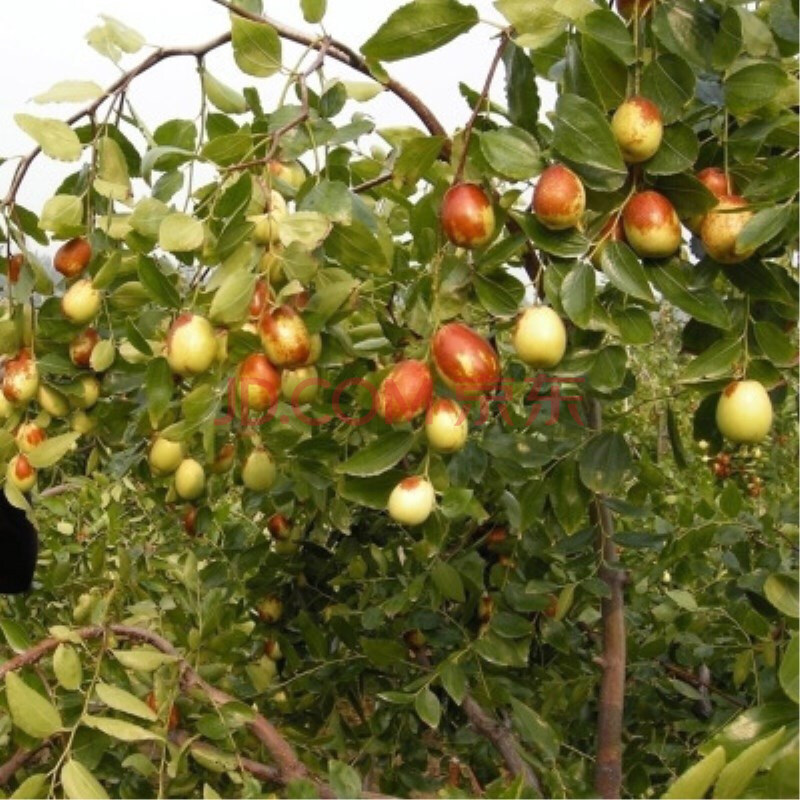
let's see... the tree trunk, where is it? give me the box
[586,398,626,799]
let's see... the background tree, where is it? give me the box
[0,0,797,798]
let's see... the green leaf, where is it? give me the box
[61,759,109,800]
[146,358,172,428]
[495,0,568,50]
[513,212,589,258]
[0,619,31,653]
[649,263,730,329]
[94,136,131,200]
[666,404,688,469]
[53,644,83,691]
[552,94,626,191]
[712,7,742,71]
[431,562,466,602]
[82,714,162,742]
[362,0,478,62]
[510,697,559,761]
[663,746,726,799]
[301,0,327,23]
[504,43,539,132]
[763,574,800,618]
[680,336,744,382]
[26,432,81,469]
[113,649,179,672]
[479,127,542,180]
[599,242,654,303]
[201,133,251,167]
[202,72,247,114]
[138,258,181,308]
[90,340,115,372]
[725,63,791,116]
[159,213,204,252]
[210,270,256,325]
[33,80,104,104]
[641,54,696,124]
[337,431,415,477]
[738,205,794,252]
[15,114,82,161]
[580,9,634,64]
[473,271,526,318]
[656,173,718,218]
[652,1,713,70]
[645,123,699,176]
[95,683,158,721]
[279,212,332,250]
[130,197,170,239]
[561,262,595,328]
[10,773,48,799]
[439,662,467,704]
[713,727,786,799]
[231,16,282,77]
[780,636,799,703]
[5,672,63,739]
[474,632,530,667]
[39,194,84,237]
[666,589,698,611]
[415,688,441,728]
[579,432,631,493]
[328,760,361,799]
[754,321,797,367]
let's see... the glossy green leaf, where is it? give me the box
[231,16,282,77]
[779,636,798,703]
[713,727,786,798]
[5,672,63,739]
[337,431,415,477]
[663,746,726,799]
[510,697,559,761]
[415,688,441,728]
[53,643,83,691]
[561,261,595,328]
[95,683,158,721]
[15,114,81,161]
[641,54,696,124]
[599,241,654,303]
[479,127,542,180]
[362,0,478,62]
[61,759,109,800]
[579,432,631,493]
[764,574,800,618]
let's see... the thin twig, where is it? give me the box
[210,0,450,152]
[1,34,231,210]
[454,32,509,183]
[224,37,332,172]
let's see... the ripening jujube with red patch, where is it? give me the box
[432,323,501,396]
[611,96,663,163]
[259,305,311,367]
[237,352,281,412]
[376,359,433,424]
[532,164,586,230]
[54,236,92,279]
[622,191,682,259]
[440,183,495,248]
[700,195,755,264]
[69,328,100,368]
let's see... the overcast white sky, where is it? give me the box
[0,0,543,212]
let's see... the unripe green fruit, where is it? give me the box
[281,366,319,404]
[512,306,567,368]
[166,314,217,377]
[174,458,206,500]
[425,398,468,453]
[38,385,70,417]
[242,448,276,491]
[149,437,185,475]
[62,279,101,325]
[716,380,773,444]
[387,476,436,526]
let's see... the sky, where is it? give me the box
[0,0,542,213]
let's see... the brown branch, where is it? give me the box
[416,651,542,794]
[1,34,231,210]
[353,172,394,194]
[454,32,510,183]
[0,625,322,792]
[0,739,53,786]
[224,37,332,172]
[661,661,746,709]
[170,729,281,783]
[461,695,543,795]
[586,398,626,800]
[210,0,450,152]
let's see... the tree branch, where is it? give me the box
[0,625,323,792]
[210,0,450,152]
[415,650,542,794]
[461,695,543,795]
[454,32,509,183]
[1,34,231,210]
[586,398,626,800]
[0,740,53,786]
